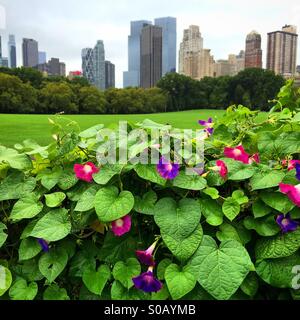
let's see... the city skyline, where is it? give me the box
[0,0,300,87]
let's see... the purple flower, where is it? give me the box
[276,213,298,233]
[198,118,214,136]
[296,163,300,181]
[136,241,157,266]
[37,238,49,252]
[132,266,162,293]
[156,156,180,180]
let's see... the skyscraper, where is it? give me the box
[37,57,66,76]
[154,17,177,75]
[123,20,152,88]
[82,48,95,85]
[0,36,9,68]
[93,40,105,90]
[8,34,17,68]
[267,25,298,76]
[140,25,162,88]
[105,60,115,89]
[245,31,262,68]
[38,51,47,64]
[22,38,39,67]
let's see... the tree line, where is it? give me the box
[0,66,285,114]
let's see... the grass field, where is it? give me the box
[0,110,225,147]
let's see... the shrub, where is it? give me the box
[0,81,300,300]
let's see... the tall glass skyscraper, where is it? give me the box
[154,17,177,75]
[123,20,152,88]
[94,40,105,90]
[82,48,95,85]
[8,34,17,68]
[22,38,39,67]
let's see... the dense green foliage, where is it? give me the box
[0,81,300,300]
[0,67,285,114]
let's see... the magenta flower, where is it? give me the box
[224,145,250,164]
[276,213,298,233]
[198,118,214,135]
[74,162,99,182]
[132,266,162,293]
[249,153,260,164]
[283,160,300,171]
[296,164,300,181]
[136,241,157,266]
[111,215,131,237]
[211,160,228,178]
[37,239,49,252]
[279,183,300,207]
[156,156,180,180]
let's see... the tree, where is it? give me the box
[78,86,106,114]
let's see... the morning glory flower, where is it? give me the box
[224,145,249,164]
[37,238,49,252]
[132,266,162,293]
[249,153,260,164]
[279,183,300,207]
[74,162,99,182]
[136,241,158,266]
[296,163,300,181]
[198,118,214,136]
[111,215,131,237]
[209,160,228,178]
[156,156,180,180]
[276,213,298,233]
[282,160,300,171]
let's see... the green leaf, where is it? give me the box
[157,258,172,280]
[165,264,197,300]
[45,192,66,208]
[0,265,12,296]
[216,222,251,245]
[252,199,272,218]
[200,198,223,226]
[0,146,32,170]
[232,190,249,205]
[19,238,42,261]
[39,167,63,190]
[93,164,123,185]
[74,185,99,212]
[83,265,111,295]
[240,273,258,297]
[0,172,36,201]
[222,197,241,221]
[9,278,38,300]
[256,253,300,288]
[223,158,256,181]
[38,247,68,283]
[43,284,70,300]
[30,208,71,242]
[57,170,78,190]
[111,280,148,300]
[250,169,285,191]
[260,192,295,214]
[173,171,207,190]
[134,190,157,215]
[154,198,201,239]
[203,187,219,200]
[162,224,203,261]
[255,229,300,260]
[151,286,170,300]
[79,124,104,138]
[10,194,43,221]
[0,223,8,248]
[112,258,141,289]
[134,164,166,186]
[94,186,134,223]
[188,236,252,300]
[244,215,279,237]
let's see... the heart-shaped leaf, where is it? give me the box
[173,172,207,190]
[9,278,38,300]
[19,238,42,261]
[200,198,223,226]
[165,264,197,300]
[45,192,66,208]
[83,264,111,296]
[75,185,99,212]
[43,284,70,300]
[188,236,252,300]
[10,194,43,221]
[94,186,134,222]
[222,197,240,221]
[0,265,12,297]
[134,190,157,215]
[93,164,123,185]
[112,258,141,289]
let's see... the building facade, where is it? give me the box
[105,60,115,89]
[8,35,17,68]
[38,51,47,64]
[22,38,39,67]
[37,57,66,76]
[245,31,262,68]
[82,48,95,85]
[93,40,105,90]
[123,20,152,88]
[154,17,176,75]
[267,25,298,76]
[140,25,162,88]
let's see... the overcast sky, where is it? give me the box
[0,0,300,87]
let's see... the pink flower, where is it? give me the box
[210,160,228,178]
[224,145,249,164]
[284,160,300,171]
[111,215,132,237]
[279,183,300,207]
[136,241,158,266]
[249,153,260,164]
[74,162,99,182]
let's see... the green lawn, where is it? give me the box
[0,110,225,147]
